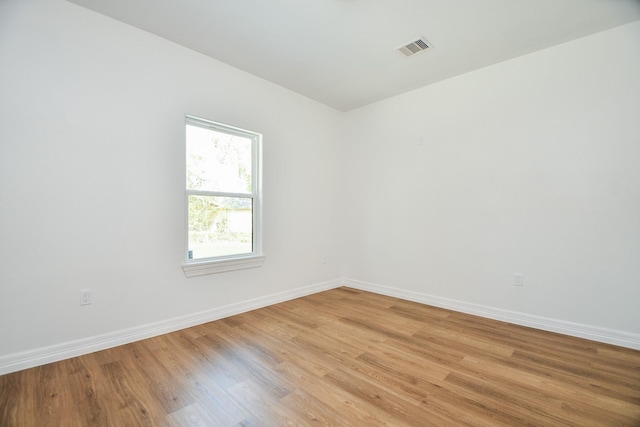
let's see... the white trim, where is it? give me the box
[3,277,638,375]
[182,255,265,277]
[187,190,252,198]
[342,278,640,350]
[0,278,342,375]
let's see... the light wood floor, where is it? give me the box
[1,287,639,426]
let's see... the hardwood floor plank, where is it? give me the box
[100,361,157,426]
[442,371,574,427]
[275,360,392,426]
[203,330,293,399]
[511,349,640,393]
[165,402,223,427]
[63,357,108,426]
[226,379,303,427]
[119,342,193,415]
[279,387,359,427]
[1,287,639,426]
[324,367,430,426]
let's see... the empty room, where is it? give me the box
[1,0,639,425]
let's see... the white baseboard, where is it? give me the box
[0,279,343,375]
[3,277,638,375]
[342,278,640,350]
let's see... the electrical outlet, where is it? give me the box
[514,273,524,286]
[80,289,92,305]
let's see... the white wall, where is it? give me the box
[0,0,344,360]
[1,0,639,369]
[343,21,640,336]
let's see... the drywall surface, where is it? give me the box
[1,0,638,364]
[343,21,640,334]
[0,0,344,357]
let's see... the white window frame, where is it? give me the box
[182,115,264,277]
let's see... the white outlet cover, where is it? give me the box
[80,289,92,305]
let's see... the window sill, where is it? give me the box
[182,255,265,278]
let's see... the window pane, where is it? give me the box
[188,195,253,260]
[186,124,252,193]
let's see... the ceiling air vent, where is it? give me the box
[397,37,433,57]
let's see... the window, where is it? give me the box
[182,115,263,277]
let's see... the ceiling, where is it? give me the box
[66,0,640,111]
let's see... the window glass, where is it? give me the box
[187,195,253,259]
[186,125,252,194]
[185,116,261,263]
